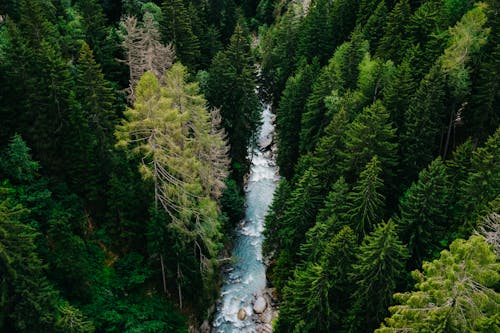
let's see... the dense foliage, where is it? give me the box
[0,0,261,331]
[261,0,499,332]
[0,0,498,332]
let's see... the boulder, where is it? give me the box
[237,308,247,320]
[253,296,267,314]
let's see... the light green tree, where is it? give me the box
[376,234,500,332]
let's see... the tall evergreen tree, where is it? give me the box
[160,0,200,69]
[278,226,357,333]
[400,65,446,185]
[206,24,259,183]
[376,0,411,63]
[396,158,453,268]
[346,156,386,240]
[340,100,397,183]
[276,59,320,179]
[348,219,409,333]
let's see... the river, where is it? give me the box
[211,102,279,333]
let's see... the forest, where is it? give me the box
[0,0,498,332]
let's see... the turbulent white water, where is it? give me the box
[212,103,279,333]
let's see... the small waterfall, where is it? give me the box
[212,103,279,333]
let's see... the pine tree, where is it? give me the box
[300,177,350,261]
[362,0,388,53]
[348,219,409,333]
[75,42,116,156]
[382,55,417,132]
[376,0,411,63]
[206,24,259,183]
[400,65,446,185]
[340,100,398,183]
[296,0,335,65]
[276,59,320,179]
[271,168,323,290]
[160,0,200,69]
[299,33,368,154]
[278,226,357,333]
[459,127,500,231]
[346,156,386,240]
[376,235,499,332]
[0,185,61,332]
[396,158,453,268]
[311,109,350,187]
[263,179,292,256]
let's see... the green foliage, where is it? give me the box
[276,59,320,178]
[348,219,409,332]
[277,226,357,333]
[346,156,386,240]
[206,24,259,183]
[376,235,499,332]
[396,158,453,267]
[400,65,446,185]
[340,100,397,183]
[376,0,411,63]
[160,0,200,69]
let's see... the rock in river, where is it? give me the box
[237,308,247,320]
[253,296,267,314]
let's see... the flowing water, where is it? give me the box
[212,103,279,333]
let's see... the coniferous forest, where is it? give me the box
[0,0,499,332]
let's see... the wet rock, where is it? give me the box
[253,296,267,314]
[200,320,210,333]
[237,308,247,320]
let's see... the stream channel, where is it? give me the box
[211,102,279,333]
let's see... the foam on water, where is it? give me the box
[212,103,278,333]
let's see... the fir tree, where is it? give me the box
[348,219,409,333]
[160,0,200,69]
[396,158,453,268]
[276,59,320,179]
[346,156,386,240]
[340,100,397,183]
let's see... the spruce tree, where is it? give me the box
[276,59,320,179]
[278,226,357,333]
[340,100,398,183]
[346,156,386,240]
[348,219,409,333]
[400,65,446,185]
[396,158,453,268]
[376,0,411,63]
[206,24,259,183]
[160,0,200,69]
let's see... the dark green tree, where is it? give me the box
[340,100,398,183]
[400,65,446,185]
[299,32,368,154]
[206,24,259,183]
[270,168,323,290]
[459,127,500,231]
[263,179,292,256]
[362,0,388,53]
[278,226,357,333]
[276,59,320,179]
[346,156,386,240]
[396,158,453,268]
[160,0,200,69]
[300,177,351,261]
[376,0,411,63]
[311,109,349,189]
[348,219,409,333]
